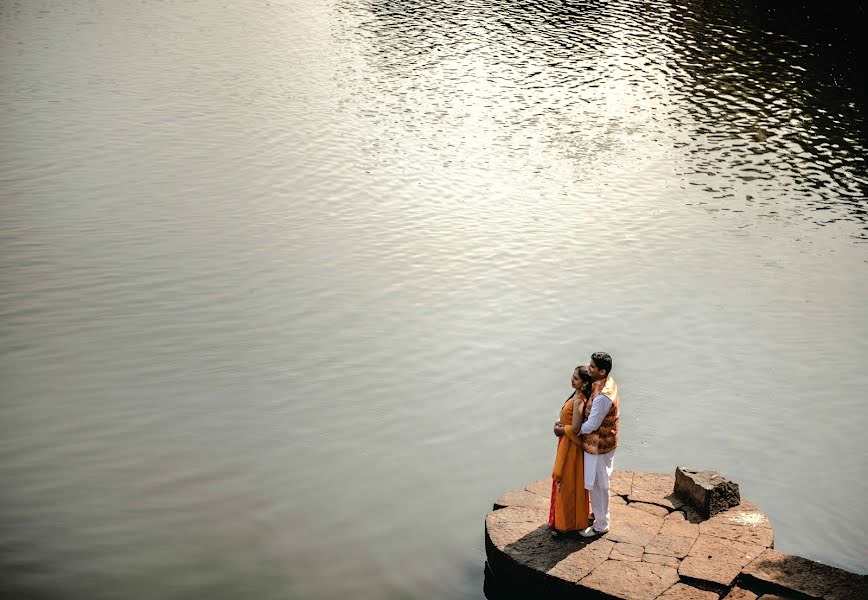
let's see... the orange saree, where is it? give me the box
[548,393,591,532]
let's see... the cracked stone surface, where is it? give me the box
[493,488,551,511]
[606,502,665,546]
[547,537,615,583]
[629,472,685,510]
[525,479,552,498]
[632,501,672,518]
[679,533,764,586]
[643,553,681,569]
[486,506,548,549]
[610,542,644,561]
[487,473,863,600]
[644,509,699,559]
[698,500,774,549]
[581,559,679,600]
[658,582,720,600]
[611,470,635,496]
[742,549,868,600]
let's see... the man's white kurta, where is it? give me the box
[580,392,615,531]
[580,392,614,489]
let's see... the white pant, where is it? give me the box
[584,450,615,531]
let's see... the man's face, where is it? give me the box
[588,359,604,381]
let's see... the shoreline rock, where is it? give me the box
[485,469,867,599]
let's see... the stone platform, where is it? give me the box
[485,471,867,599]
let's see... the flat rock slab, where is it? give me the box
[723,588,758,600]
[698,500,774,548]
[629,472,685,510]
[679,533,765,587]
[547,537,615,584]
[485,505,614,588]
[644,510,700,559]
[742,549,868,600]
[486,505,549,551]
[633,501,672,518]
[525,479,552,498]
[658,583,720,600]
[607,502,665,546]
[675,467,740,518]
[610,470,635,497]
[611,542,644,562]
[581,559,680,600]
[644,553,681,569]
[493,488,551,512]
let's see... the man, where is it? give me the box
[578,352,620,537]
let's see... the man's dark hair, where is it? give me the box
[591,352,613,375]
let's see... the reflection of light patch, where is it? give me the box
[725,511,767,527]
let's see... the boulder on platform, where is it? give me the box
[674,467,740,519]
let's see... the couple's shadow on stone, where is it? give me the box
[505,524,593,572]
[485,524,607,599]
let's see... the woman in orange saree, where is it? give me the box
[548,365,592,538]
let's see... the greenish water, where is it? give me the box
[1,1,866,598]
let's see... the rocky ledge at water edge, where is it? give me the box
[485,468,867,599]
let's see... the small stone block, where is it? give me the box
[723,588,758,600]
[674,466,740,518]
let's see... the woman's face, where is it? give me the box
[571,368,581,389]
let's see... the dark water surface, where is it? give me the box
[1,1,866,598]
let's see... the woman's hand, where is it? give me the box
[553,421,565,437]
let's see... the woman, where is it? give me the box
[548,365,593,538]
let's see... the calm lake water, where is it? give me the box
[1,0,866,598]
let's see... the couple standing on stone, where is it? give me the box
[548,352,619,539]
